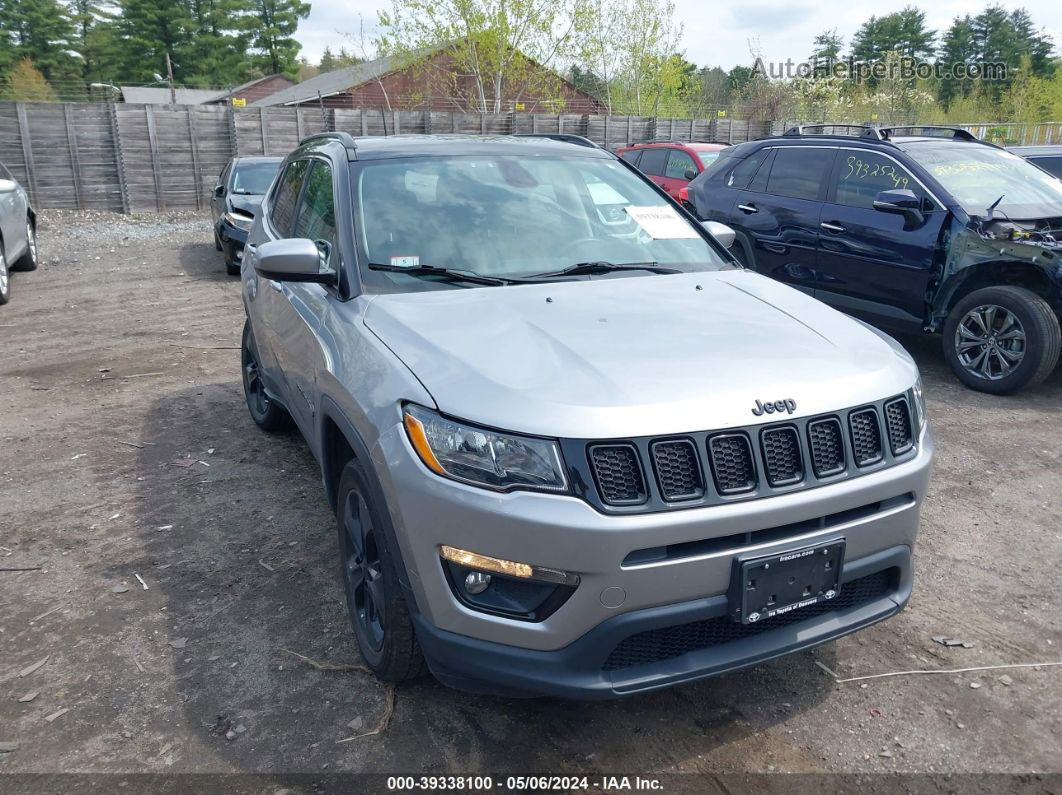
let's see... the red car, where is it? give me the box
[617,142,729,210]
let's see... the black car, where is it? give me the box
[689,125,1062,394]
[212,156,283,275]
[1009,145,1062,179]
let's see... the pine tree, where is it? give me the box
[3,0,81,90]
[938,15,976,109]
[318,45,335,72]
[2,56,60,100]
[247,0,310,78]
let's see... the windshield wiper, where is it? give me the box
[529,260,680,279]
[368,262,515,286]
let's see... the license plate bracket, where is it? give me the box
[730,539,845,624]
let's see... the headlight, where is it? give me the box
[225,211,253,230]
[910,376,927,434]
[403,404,568,493]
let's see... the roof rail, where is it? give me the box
[784,123,884,139]
[299,131,358,160]
[512,133,600,149]
[877,125,980,142]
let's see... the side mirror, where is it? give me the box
[684,168,698,181]
[702,220,736,249]
[213,185,225,198]
[873,188,923,225]
[254,238,336,284]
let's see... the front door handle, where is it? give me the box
[737,204,758,214]
[820,221,846,233]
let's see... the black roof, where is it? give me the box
[298,133,613,161]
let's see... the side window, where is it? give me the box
[664,149,698,180]
[619,150,641,165]
[726,149,768,189]
[270,159,309,236]
[293,160,337,265]
[765,147,835,201]
[637,148,669,177]
[748,149,775,193]
[832,151,921,209]
[217,163,230,188]
[1031,156,1062,179]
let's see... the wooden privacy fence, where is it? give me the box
[0,100,781,213]
[6,99,1060,215]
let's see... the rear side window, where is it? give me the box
[293,161,337,265]
[1031,156,1062,179]
[766,148,835,201]
[726,149,768,189]
[832,151,920,209]
[270,159,309,236]
[665,149,698,180]
[638,148,669,177]
[619,149,641,165]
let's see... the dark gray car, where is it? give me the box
[0,160,38,305]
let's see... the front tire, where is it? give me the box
[943,285,1060,394]
[12,220,37,272]
[336,458,425,682]
[240,319,292,431]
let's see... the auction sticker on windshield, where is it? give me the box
[625,205,699,239]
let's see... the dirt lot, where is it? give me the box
[1,211,1060,788]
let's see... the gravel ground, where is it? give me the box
[1,211,1060,789]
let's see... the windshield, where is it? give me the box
[353,154,731,284]
[232,162,280,195]
[906,143,1062,218]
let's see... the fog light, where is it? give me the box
[464,571,491,594]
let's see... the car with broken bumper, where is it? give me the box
[239,132,933,699]
[212,156,282,275]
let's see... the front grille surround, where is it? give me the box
[650,439,704,501]
[759,425,803,487]
[884,398,914,455]
[588,443,647,506]
[849,407,884,467]
[707,433,757,494]
[807,417,846,477]
[562,394,919,515]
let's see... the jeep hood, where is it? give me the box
[364,270,918,439]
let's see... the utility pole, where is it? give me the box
[165,52,176,105]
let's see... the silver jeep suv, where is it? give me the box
[240,132,933,699]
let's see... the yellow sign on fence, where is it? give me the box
[231,97,246,107]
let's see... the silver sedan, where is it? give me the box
[0,161,38,305]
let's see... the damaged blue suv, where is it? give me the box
[689,125,1062,394]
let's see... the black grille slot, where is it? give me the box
[651,440,704,501]
[849,408,883,466]
[707,434,756,494]
[589,444,646,505]
[884,398,914,455]
[760,426,802,486]
[603,570,895,671]
[807,417,845,477]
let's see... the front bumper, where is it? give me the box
[217,218,250,255]
[414,545,910,699]
[371,423,933,696]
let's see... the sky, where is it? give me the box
[295,0,1062,71]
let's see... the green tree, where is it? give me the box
[810,29,843,75]
[115,0,196,83]
[318,45,335,71]
[2,0,81,89]
[938,14,976,109]
[66,0,122,86]
[2,56,60,99]
[247,0,310,78]
[851,6,935,63]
